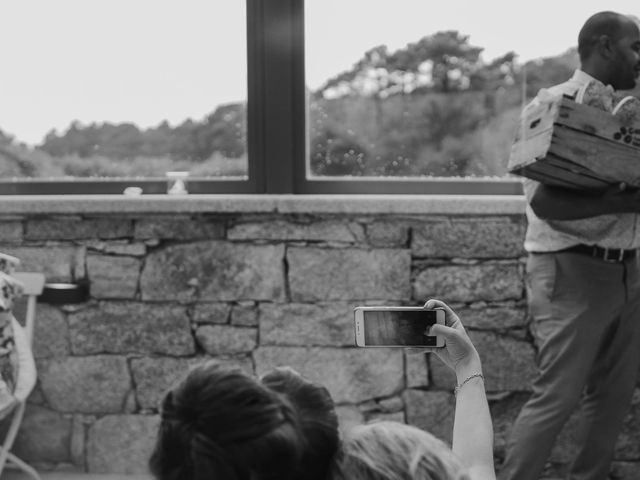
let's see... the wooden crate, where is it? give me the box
[508,96,640,190]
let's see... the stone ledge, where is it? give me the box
[0,194,526,216]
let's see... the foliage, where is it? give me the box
[309,36,578,178]
[0,32,580,179]
[40,103,246,163]
[521,48,578,98]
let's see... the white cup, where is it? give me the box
[166,171,189,195]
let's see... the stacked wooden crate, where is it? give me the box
[508,95,640,190]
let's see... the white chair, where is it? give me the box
[0,272,45,480]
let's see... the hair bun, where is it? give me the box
[150,362,308,480]
[160,391,197,426]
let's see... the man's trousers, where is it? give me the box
[500,251,640,480]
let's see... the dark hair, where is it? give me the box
[261,366,340,480]
[149,362,304,480]
[578,11,633,61]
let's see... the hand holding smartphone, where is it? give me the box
[354,306,445,348]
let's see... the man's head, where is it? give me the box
[578,11,640,90]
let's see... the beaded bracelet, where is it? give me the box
[454,373,484,397]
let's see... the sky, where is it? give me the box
[2,0,640,146]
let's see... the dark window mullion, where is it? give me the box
[246,0,266,193]
[291,0,306,193]
[248,0,304,194]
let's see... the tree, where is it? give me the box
[0,129,15,146]
[519,48,578,97]
[316,30,488,100]
[398,31,484,93]
[310,124,369,176]
[196,103,246,160]
[470,51,519,91]
[40,120,96,158]
[317,45,391,99]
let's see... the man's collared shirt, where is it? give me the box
[524,69,640,252]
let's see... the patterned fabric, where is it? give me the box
[577,80,616,111]
[0,253,24,417]
[578,79,640,126]
[612,95,640,126]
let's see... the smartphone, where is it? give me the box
[354,306,445,348]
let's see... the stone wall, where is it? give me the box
[1,195,639,479]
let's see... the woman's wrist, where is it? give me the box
[454,372,485,397]
[454,353,483,383]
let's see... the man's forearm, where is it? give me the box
[530,184,638,220]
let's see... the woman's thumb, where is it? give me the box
[429,323,457,339]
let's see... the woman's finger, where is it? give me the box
[423,299,460,327]
[406,347,431,355]
[408,346,443,355]
[429,323,458,339]
[424,298,450,311]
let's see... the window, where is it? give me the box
[301,0,584,194]
[3,0,634,195]
[306,1,520,181]
[0,0,251,193]
[249,0,524,194]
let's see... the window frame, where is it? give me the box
[257,0,522,195]
[0,0,523,196]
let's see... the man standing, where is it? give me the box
[500,11,640,480]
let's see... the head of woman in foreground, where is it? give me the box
[148,361,339,480]
[331,421,470,480]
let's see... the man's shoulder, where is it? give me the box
[534,71,588,100]
[543,79,582,98]
[524,76,581,111]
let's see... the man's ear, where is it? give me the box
[597,34,615,59]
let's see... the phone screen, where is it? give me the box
[363,310,439,346]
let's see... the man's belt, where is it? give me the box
[563,244,637,262]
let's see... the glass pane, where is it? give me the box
[305,0,636,179]
[0,0,247,180]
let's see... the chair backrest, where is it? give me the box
[12,273,45,344]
